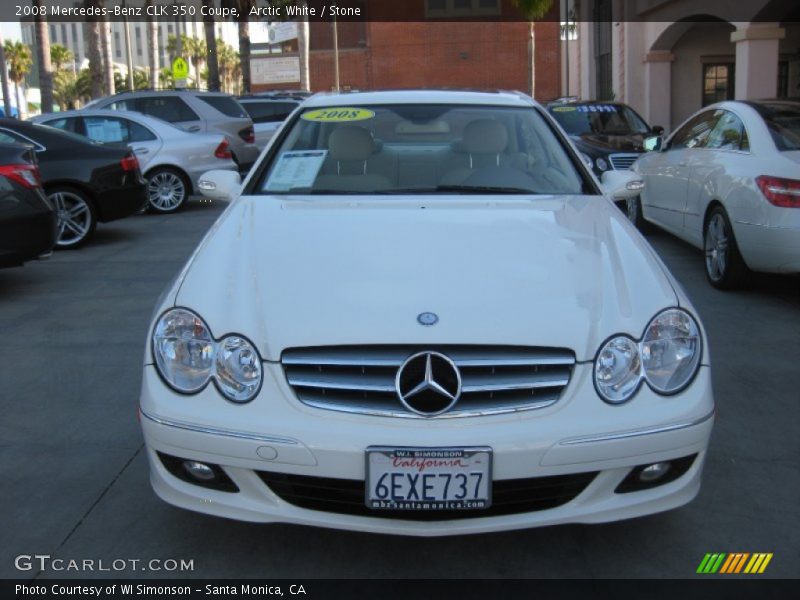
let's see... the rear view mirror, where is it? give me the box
[651,125,665,136]
[644,136,663,152]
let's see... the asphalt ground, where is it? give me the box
[1,197,797,579]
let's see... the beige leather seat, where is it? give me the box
[438,119,526,185]
[314,126,394,192]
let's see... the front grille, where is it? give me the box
[609,153,641,170]
[282,345,575,418]
[257,471,598,520]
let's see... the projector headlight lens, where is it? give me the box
[641,309,702,394]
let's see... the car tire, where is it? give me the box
[146,168,189,213]
[623,195,649,232]
[704,206,748,289]
[47,186,97,249]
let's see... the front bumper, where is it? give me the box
[139,363,714,536]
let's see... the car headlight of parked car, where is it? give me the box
[595,157,609,172]
[152,308,262,402]
[594,308,701,404]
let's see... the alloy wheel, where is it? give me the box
[50,190,93,247]
[147,171,186,212]
[704,213,729,282]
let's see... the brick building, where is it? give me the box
[251,0,562,101]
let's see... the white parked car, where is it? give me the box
[32,110,238,213]
[237,95,304,150]
[631,100,800,288]
[140,90,714,536]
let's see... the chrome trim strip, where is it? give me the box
[299,397,559,419]
[558,411,715,446]
[140,410,299,445]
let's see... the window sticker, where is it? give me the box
[577,105,618,113]
[86,119,125,143]
[301,107,376,123]
[551,106,577,112]
[263,150,328,192]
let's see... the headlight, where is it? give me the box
[152,308,262,402]
[595,157,609,171]
[594,308,702,404]
[215,336,263,402]
[641,309,701,394]
[594,336,642,403]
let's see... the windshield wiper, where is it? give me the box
[432,185,539,194]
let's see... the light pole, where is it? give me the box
[332,16,340,91]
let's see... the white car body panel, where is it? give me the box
[634,101,800,274]
[140,90,713,534]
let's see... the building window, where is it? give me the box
[114,31,122,59]
[593,0,612,100]
[702,63,735,106]
[425,0,500,17]
[777,61,788,98]
[135,27,142,57]
[50,24,56,42]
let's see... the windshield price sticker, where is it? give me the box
[301,107,376,123]
[263,150,327,192]
[366,447,492,511]
[552,106,577,112]
[578,105,618,113]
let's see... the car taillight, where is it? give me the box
[0,163,42,189]
[756,175,800,208]
[120,154,140,172]
[214,139,233,160]
[239,126,255,144]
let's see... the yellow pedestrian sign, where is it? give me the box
[172,57,189,80]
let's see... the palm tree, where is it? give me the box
[217,41,240,94]
[235,0,254,94]
[53,70,80,110]
[145,0,159,89]
[0,28,13,117]
[203,0,220,91]
[33,0,54,114]
[50,44,73,72]
[100,11,115,95]
[512,0,555,97]
[84,1,103,98]
[184,36,207,88]
[4,40,32,118]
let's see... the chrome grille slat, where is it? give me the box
[608,153,640,170]
[282,345,575,418]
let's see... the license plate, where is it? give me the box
[365,447,492,510]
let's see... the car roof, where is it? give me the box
[302,89,537,108]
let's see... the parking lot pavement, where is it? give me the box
[1,200,797,579]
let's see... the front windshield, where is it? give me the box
[254,104,586,195]
[549,103,650,135]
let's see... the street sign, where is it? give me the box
[251,57,301,85]
[250,22,298,45]
[172,57,189,80]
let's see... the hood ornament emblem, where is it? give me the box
[417,312,438,326]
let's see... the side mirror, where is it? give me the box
[601,170,645,201]
[651,125,665,136]
[644,135,663,152]
[197,170,241,202]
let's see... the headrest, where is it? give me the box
[328,126,375,161]
[462,119,509,154]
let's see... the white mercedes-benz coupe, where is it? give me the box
[631,100,800,289]
[139,90,714,536]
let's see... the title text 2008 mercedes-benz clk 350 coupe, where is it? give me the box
[139,90,714,536]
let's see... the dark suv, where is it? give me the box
[547,98,663,177]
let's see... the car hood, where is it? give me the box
[174,195,677,362]
[572,133,647,153]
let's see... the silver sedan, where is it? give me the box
[32,110,238,213]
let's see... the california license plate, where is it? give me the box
[365,447,492,510]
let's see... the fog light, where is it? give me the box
[638,462,671,483]
[183,460,216,482]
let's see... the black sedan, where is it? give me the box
[0,119,147,248]
[547,99,664,178]
[0,143,57,267]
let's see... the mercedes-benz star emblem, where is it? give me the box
[395,351,462,416]
[417,312,438,326]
